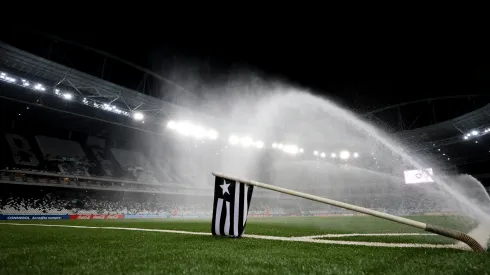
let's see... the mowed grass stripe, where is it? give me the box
[0,215,470,237]
[0,221,488,275]
[0,223,467,250]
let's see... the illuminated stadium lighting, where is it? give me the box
[192,126,206,139]
[229,135,239,145]
[207,129,218,140]
[21,79,30,87]
[2,71,137,118]
[255,140,264,148]
[463,128,490,141]
[227,135,262,149]
[282,145,299,155]
[8,69,445,160]
[167,120,177,129]
[102,103,115,111]
[133,112,144,121]
[228,135,265,149]
[339,150,350,160]
[34,83,45,91]
[176,121,193,136]
[240,136,253,147]
[166,120,219,140]
[2,71,47,92]
[62,93,73,100]
[273,142,303,155]
[0,72,16,83]
[320,152,326,158]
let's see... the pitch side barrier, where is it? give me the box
[0,214,70,220]
[69,214,125,220]
[0,214,128,220]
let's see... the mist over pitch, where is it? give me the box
[162,71,490,247]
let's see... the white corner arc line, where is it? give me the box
[297,233,437,239]
[0,223,468,251]
[244,233,467,250]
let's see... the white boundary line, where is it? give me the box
[0,223,468,250]
[0,223,212,235]
[297,233,437,239]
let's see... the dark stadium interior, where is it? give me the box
[1,26,489,211]
[1,26,490,274]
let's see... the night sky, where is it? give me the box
[1,25,489,113]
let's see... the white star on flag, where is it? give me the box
[220,180,230,195]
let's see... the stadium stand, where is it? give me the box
[1,40,489,221]
[1,104,489,219]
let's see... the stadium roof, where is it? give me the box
[2,39,490,177]
[396,104,490,150]
[0,41,222,128]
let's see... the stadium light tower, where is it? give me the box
[133,112,144,121]
[167,120,177,129]
[339,150,350,160]
[229,135,239,145]
[192,126,206,139]
[240,136,253,147]
[207,129,218,140]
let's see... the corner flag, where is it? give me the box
[212,175,254,237]
[211,172,486,252]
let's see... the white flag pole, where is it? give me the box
[212,172,485,252]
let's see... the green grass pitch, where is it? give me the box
[0,216,489,274]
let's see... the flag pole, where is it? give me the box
[212,172,486,252]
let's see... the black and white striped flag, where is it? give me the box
[211,176,254,237]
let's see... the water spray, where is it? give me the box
[213,172,487,252]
